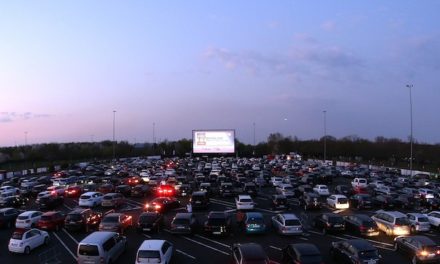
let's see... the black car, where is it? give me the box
[231,243,270,264]
[36,195,64,210]
[64,208,102,232]
[394,194,418,209]
[131,184,150,197]
[177,184,192,197]
[335,185,352,196]
[301,192,321,211]
[395,235,440,264]
[295,185,313,198]
[30,184,48,198]
[137,212,163,233]
[115,185,131,196]
[0,207,21,228]
[422,198,440,211]
[330,239,381,264]
[144,197,181,213]
[344,214,380,237]
[242,182,257,196]
[190,191,210,210]
[219,182,234,197]
[372,194,396,209]
[204,211,232,236]
[170,213,198,235]
[271,194,289,210]
[313,213,345,234]
[282,243,323,264]
[349,194,373,210]
[0,195,29,208]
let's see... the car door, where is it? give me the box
[162,241,172,262]
[112,235,124,258]
[33,229,44,247]
[25,230,37,249]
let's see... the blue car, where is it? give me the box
[243,212,266,234]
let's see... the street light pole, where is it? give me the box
[153,122,156,144]
[406,84,414,176]
[24,131,28,146]
[253,122,256,156]
[112,110,116,160]
[323,110,327,163]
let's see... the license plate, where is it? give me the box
[334,224,342,227]
[178,226,185,229]
[213,231,221,235]
[143,228,151,231]
[196,201,201,204]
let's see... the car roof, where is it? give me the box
[42,211,59,216]
[104,213,123,218]
[280,213,299,220]
[290,243,320,255]
[80,231,117,244]
[238,195,252,199]
[236,243,267,260]
[345,239,376,251]
[409,236,436,245]
[175,213,192,219]
[82,191,99,195]
[352,214,374,221]
[139,239,167,250]
[19,210,39,216]
[407,213,427,218]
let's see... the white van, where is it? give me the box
[135,239,174,264]
[77,231,126,264]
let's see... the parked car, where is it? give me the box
[64,208,102,232]
[351,178,368,188]
[78,192,103,207]
[190,191,210,210]
[97,183,114,194]
[271,194,289,210]
[0,195,29,208]
[394,235,440,264]
[242,212,266,234]
[77,231,126,264]
[47,186,65,197]
[334,185,351,196]
[235,195,255,210]
[231,243,270,264]
[372,194,396,209]
[277,184,294,198]
[115,185,131,197]
[8,228,50,254]
[135,239,174,264]
[37,211,65,231]
[204,211,232,236]
[99,212,133,234]
[0,207,21,228]
[394,194,418,209]
[349,194,373,210]
[271,213,303,235]
[65,186,83,198]
[101,193,125,208]
[144,197,181,213]
[282,243,323,264]
[407,213,431,233]
[137,212,163,233]
[36,195,64,210]
[313,184,330,196]
[327,195,349,210]
[170,213,198,235]
[131,184,150,197]
[330,239,382,264]
[371,210,411,236]
[313,213,345,234]
[344,214,380,237]
[15,210,43,228]
[425,211,440,228]
[301,192,321,211]
[422,198,440,211]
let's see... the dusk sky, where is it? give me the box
[1,1,440,147]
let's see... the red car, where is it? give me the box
[123,176,141,187]
[37,211,65,231]
[65,186,83,198]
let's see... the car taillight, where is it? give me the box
[359,225,367,231]
[436,250,440,255]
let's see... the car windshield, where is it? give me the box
[300,254,323,263]
[102,216,119,223]
[66,214,81,221]
[138,250,160,259]
[11,232,24,240]
[418,217,429,222]
[285,219,301,226]
[78,245,99,256]
[173,218,189,225]
[359,250,379,259]
[395,217,410,225]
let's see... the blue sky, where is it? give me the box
[1,1,440,146]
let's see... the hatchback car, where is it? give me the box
[271,213,303,235]
[101,193,125,208]
[79,192,103,207]
[394,235,440,264]
[313,213,345,234]
[330,239,382,264]
[137,212,163,233]
[344,214,380,237]
[407,213,431,233]
[37,211,65,231]
[135,239,174,264]
[301,192,321,211]
[349,194,373,210]
[15,211,43,228]
[231,243,270,264]
[144,197,181,213]
[8,228,50,254]
[271,194,289,210]
[327,195,349,210]
[170,213,198,235]
[243,212,266,234]
[64,208,102,232]
[0,207,21,228]
[204,211,232,236]
[99,213,132,234]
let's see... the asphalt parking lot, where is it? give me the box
[1,172,437,264]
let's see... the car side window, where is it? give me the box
[25,232,34,239]
[162,242,170,254]
[103,237,116,251]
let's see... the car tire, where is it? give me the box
[394,243,399,251]
[411,226,416,234]
[24,246,30,255]
[412,255,418,264]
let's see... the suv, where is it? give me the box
[301,192,321,211]
[190,191,210,210]
[371,210,410,236]
[64,208,102,232]
[271,194,289,210]
[204,211,232,236]
[407,213,431,233]
[394,235,440,264]
[135,239,174,264]
[99,213,133,234]
[231,243,270,264]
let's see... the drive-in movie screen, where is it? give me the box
[192,130,235,154]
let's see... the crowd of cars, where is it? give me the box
[0,156,440,263]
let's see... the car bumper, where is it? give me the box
[335,204,349,209]
[15,223,32,229]
[8,245,25,253]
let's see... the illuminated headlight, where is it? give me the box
[142,177,149,182]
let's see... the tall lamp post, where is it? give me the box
[323,110,327,163]
[112,110,116,160]
[406,84,414,177]
[24,131,28,146]
[253,122,256,155]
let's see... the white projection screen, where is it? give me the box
[192,130,235,154]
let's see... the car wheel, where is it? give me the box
[412,255,418,264]
[24,246,30,255]
[44,237,49,245]
[394,243,399,251]
[411,226,416,234]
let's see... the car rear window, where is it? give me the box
[139,215,157,222]
[418,217,429,222]
[66,214,81,221]
[11,232,24,240]
[240,199,252,203]
[17,215,29,220]
[102,216,119,223]
[173,218,189,225]
[207,218,226,226]
[138,250,160,259]
[78,245,99,256]
[395,217,410,225]
[337,198,348,204]
[102,196,113,200]
[285,219,301,226]
[247,218,264,225]
[328,217,344,224]
[80,195,91,199]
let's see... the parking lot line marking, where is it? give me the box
[342,234,394,247]
[163,229,230,256]
[210,198,235,206]
[176,249,197,260]
[299,237,308,241]
[269,246,282,251]
[256,197,268,201]
[225,209,236,213]
[307,230,323,235]
[142,234,151,239]
[52,232,77,261]
[63,204,73,210]
[126,199,145,206]
[62,228,79,244]
[195,234,230,248]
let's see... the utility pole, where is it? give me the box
[406,84,414,177]
[112,110,116,160]
[323,110,327,163]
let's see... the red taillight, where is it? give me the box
[436,250,440,255]
[359,225,367,231]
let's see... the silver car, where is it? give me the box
[407,213,431,233]
[271,213,303,235]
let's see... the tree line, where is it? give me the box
[0,133,439,172]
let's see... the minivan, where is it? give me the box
[77,231,126,264]
[371,210,410,236]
